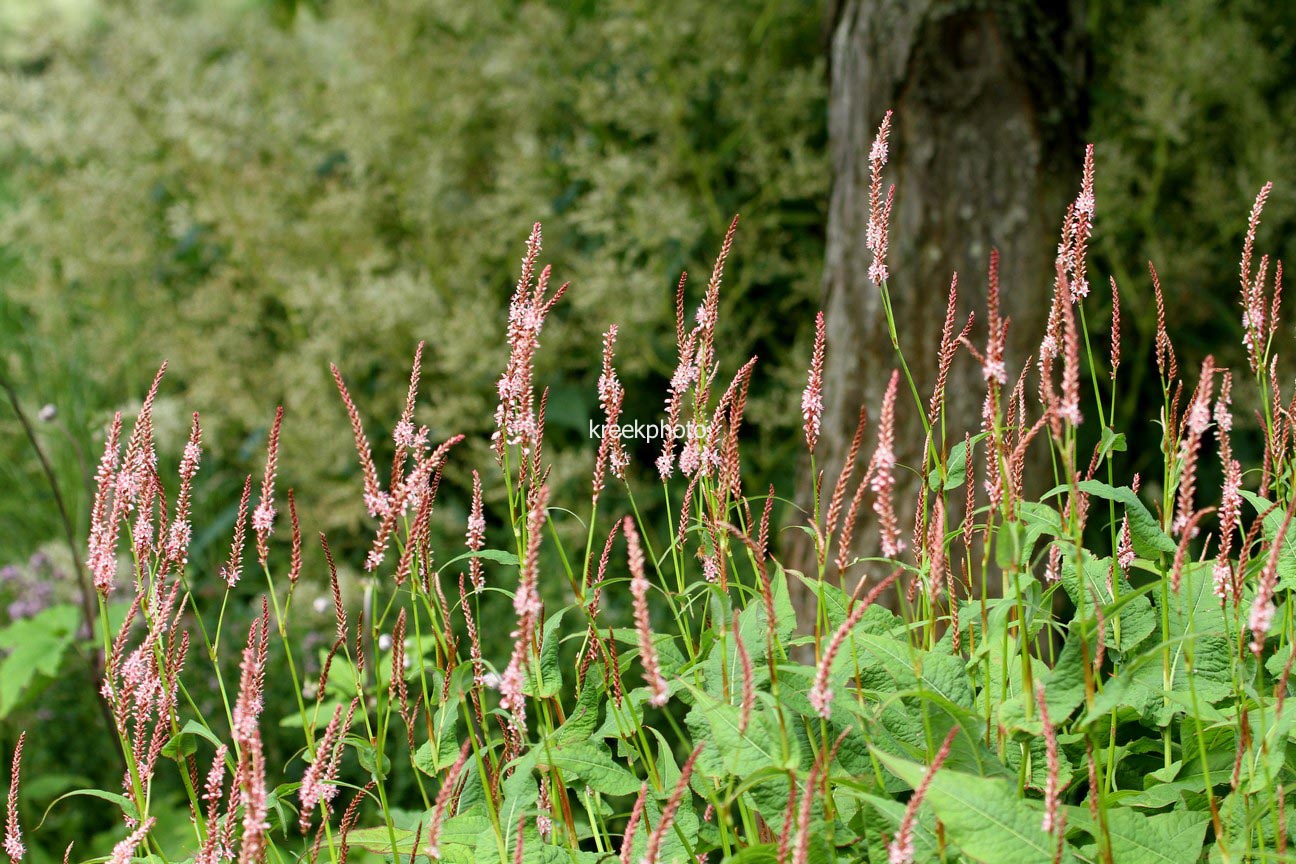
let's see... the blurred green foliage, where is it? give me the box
[0,0,827,571]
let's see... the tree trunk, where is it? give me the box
[786,1,1086,617]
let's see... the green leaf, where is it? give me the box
[1099,425,1127,459]
[873,749,1072,863]
[161,719,226,760]
[684,695,783,778]
[721,843,779,864]
[524,608,566,698]
[1240,491,1296,590]
[39,788,140,829]
[413,703,460,775]
[438,548,521,572]
[928,432,987,491]
[537,740,640,795]
[0,604,80,718]
[1095,808,1210,864]
[856,793,941,862]
[554,675,604,746]
[350,735,392,781]
[1071,481,1176,558]
[1058,545,1157,652]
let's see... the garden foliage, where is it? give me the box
[4,115,1296,863]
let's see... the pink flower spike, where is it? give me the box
[625,517,669,707]
[887,729,957,864]
[809,572,899,718]
[254,406,284,566]
[866,111,894,285]
[1035,682,1061,834]
[221,476,253,589]
[4,732,24,861]
[802,311,826,453]
[1250,500,1296,655]
[870,371,905,557]
[107,817,155,864]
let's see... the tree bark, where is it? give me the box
[786,1,1086,614]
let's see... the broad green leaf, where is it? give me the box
[1240,491,1296,590]
[0,604,80,718]
[161,719,225,759]
[847,632,974,709]
[996,501,1063,569]
[856,793,941,862]
[1097,808,1210,864]
[685,695,782,778]
[347,825,415,854]
[927,432,987,491]
[524,608,567,698]
[1059,545,1157,652]
[1070,480,1176,558]
[350,735,392,780]
[437,548,520,572]
[537,741,640,796]
[414,703,460,775]
[1099,425,1128,459]
[874,749,1072,863]
[40,788,140,828]
[722,843,779,864]
[554,675,604,745]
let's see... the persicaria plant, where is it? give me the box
[5,113,1296,863]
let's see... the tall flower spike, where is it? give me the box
[1057,144,1096,301]
[500,486,549,724]
[802,311,826,453]
[253,405,283,566]
[870,371,905,557]
[494,224,569,459]
[1174,359,1215,538]
[331,364,387,519]
[1250,498,1296,655]
[1035,682,1061,834]
[866,111,894,285]
[593,324,628,502]
[983,250,1007,384]
[467,470,487,592]
[165,412,202,566]
[888,729,957,864]
[625,517,669,707]
[618,783,648,864]
[391,340,426,488]
[299,703,348,833]
[88,413,124,595]
[1240,183,1274,373]
[808,572,899,718]
[425,740,473,860]
[221,476,253,588]
[4,732,24,861]
[641,746,702,864]
[1057,279,1083,427]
